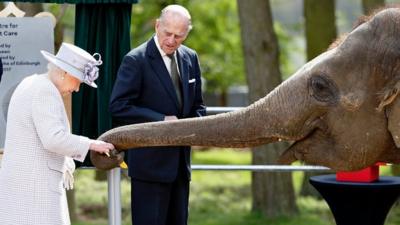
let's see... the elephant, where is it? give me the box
[92,7,400,171]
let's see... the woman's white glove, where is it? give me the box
[63,157,76,190]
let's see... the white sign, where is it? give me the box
[0,17,54,148]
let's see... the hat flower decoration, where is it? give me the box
[83,53,102,85]
[40,42,103,88]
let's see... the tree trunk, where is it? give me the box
[237,0,297,217]
[304,0,337,61]
[15,3,43,17]
[219,89,227,106]
[300,0,337,198]
[362,0,385,15]
[54,21,64,51]
[67,190,77,222]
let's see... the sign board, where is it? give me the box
[0,17,54,148]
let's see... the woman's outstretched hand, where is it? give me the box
[90,140,115,156]
[90,140,125,170]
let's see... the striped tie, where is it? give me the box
[167,53,182,108]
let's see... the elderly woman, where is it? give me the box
[0,43,113,225]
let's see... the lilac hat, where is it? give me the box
[41,42,102,88]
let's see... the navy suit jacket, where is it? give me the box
[109,37,206,182]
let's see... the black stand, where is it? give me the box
[309,175,400,225]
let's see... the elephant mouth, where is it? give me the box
[278,118,329,166]
[278,130,315,165]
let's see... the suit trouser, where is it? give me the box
[130,169,190,225]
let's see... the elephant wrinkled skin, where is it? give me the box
[92,7,400,171]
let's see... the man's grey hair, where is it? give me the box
[159,4,193,31]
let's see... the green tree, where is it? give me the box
[237,0,298,217]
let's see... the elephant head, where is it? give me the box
[92,7,400,171]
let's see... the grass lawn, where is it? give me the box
[71,148,400,225]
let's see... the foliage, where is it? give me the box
[44,3,76,42]
[186,0,244,93]
[274,22,302,79]
[193,148,250,164]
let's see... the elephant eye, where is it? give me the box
[309,75,338,104]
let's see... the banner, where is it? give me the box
[0,17,54,148]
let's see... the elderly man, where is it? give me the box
[109,4,206,225]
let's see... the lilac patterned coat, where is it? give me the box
[0,74,91,225]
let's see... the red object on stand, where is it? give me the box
[336,163,384,182]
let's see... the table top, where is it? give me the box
[310,174,400,187]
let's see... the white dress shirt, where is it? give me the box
[154,35,181,77]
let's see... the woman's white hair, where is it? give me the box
[47,63,66,81]
[47,62,64,74]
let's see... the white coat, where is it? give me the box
[0,74,91,225]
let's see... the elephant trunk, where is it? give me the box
[99,104,278,150]
[98,77,308,151]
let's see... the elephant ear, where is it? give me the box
[380,81,400,147]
